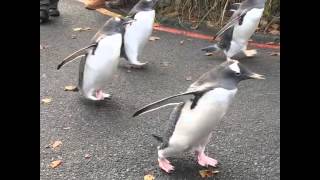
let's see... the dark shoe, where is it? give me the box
[40,10,49,24]
[49,8,60,16]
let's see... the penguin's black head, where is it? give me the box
[137,0,159,10]
[219,60,265,85]
[106,17,136,34]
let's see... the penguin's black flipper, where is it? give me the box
[133,87,214,117]
[132,91,189,117]
[57,44,97,70]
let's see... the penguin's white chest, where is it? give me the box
[83,34,122,89]
[124,10,155,53]
[170,88,238,145]
[233,8,264,44]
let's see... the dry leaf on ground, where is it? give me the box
[144,174,155,180]
[64,85,77,91]
[40,44,49,50]
[161,62,169,67]
[271,24,279,30]
[52,141,62,149]
[73,27,91,32]
[149,36,160,41]
[50,160,62,168]
[186,76,192,81]
[199,169,219,178]
[270,52,280,56]
[269,30,280,35]
[41,98,52,104]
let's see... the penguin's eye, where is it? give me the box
[235,72,241,76]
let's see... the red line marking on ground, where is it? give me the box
[153,24,280,49]
[74,0,280,50]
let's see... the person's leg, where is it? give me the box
[40,0,50,23]
[49,0,60,16]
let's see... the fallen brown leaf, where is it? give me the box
[73,27,91,32]
[269,29,280,35]
[270,52,280,56]
[149,36,160,41]
[161,62,169,67]
[144,174,155,180]
[271,24,279,30]
[50,160,62,168]
[199,169,219,178]
[206,21,215,28]
[41,98,52,104]
[40,44,49,50]
[52,141,62,149]
[259,19,268,27]
[186,76,192,81]
[64,85,77,91]
[205,52,214,56]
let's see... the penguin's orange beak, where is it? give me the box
[249,73,265,80]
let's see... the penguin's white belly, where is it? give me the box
[232,8,264,44]
[82,34,122,91]
[169,88,238,147]
[124,10,155,56]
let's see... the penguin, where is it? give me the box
[57,17,134,101]
[121,0,159,67]
[201,0,266,61]
[133,60,265,173]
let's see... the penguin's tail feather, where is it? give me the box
[201,44,220,52]
[152,134,163,142]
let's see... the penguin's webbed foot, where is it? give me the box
[243,49,257,57]
[95,90,111,100]
[158,158,175,173]
[197,152,218,167]
[128,61,149,69]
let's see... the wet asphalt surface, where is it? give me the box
[40,0,280,179]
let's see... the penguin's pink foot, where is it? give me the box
[158,158,175,173]
[95,90,111,100]
[95,90,105,100]
[197,152,218,167]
